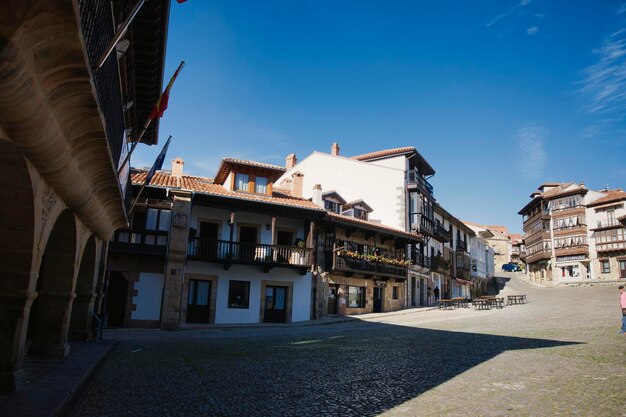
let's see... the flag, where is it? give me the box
[176,0,187,3]
[149,61,185,120]
[144,136,172,185]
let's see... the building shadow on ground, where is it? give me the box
[82,320,582,417]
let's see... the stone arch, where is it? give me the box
[28,209,78,357]
[70,235,99,340]
[0,138,36,392]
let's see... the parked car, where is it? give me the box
[502,263,522,272]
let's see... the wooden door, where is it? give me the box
[239,226,258,261]
[373,287,383,313]
[198,222,219,258]
[327,284,339,314]
[264,286,287,323]
[187,280,211,323]
[620,260,626,279]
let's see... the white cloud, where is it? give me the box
[487,0,534,27]
[515,125,547,179]
[527,26,539,35]
[579,26,626,118]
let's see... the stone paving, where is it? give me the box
[74,274,626,417]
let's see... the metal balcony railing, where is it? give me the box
[77,0,126,167]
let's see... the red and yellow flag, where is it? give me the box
[149,61,185,120]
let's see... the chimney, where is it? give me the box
[172,157,184,185]
[291,172,304,198]
[579,181,585,187]
[285,153,297,170]
[331,142,340,156]
[312,184,323,207]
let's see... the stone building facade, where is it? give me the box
[518,182,625,285]
[0,0,169,392]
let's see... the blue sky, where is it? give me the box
[133,0,626,234]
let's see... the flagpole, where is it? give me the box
[118,117,151,175]
[128,135,172,215]
[117,61,185,175]
[97,0,147,70]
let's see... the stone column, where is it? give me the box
[0,289,36,392]
[29,291,75,357]
[160,190,192,330]
[70,238,101,340]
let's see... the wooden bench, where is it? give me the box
[451,297,469,309]
[507,294,527,305]
[438,299,454,310]
[472,299,491,310]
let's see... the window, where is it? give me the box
[228,280,250,308]
[353,208,367,220]
[392,286,398,300]
[145,208,171,232]
[235,173,249,191]
[255,176,268,194]
[601,260,610,274]
[347,286,366,308]
[324,199,341,213]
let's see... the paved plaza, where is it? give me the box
[74,274,626,416]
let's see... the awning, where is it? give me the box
[455,278,473,286]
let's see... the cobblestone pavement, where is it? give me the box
[74,274,626,417]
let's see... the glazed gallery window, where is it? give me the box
[347,286,366,308]
[255,176,268,194]
[601,260,610,273]
[235,173,249,191]
[324,199,342,213]
[228,280,250,308]
[145,208,170,232]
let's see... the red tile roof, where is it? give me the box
[587,189,626,207]
[351,147,416,161]
[214,158,286,185]
[541,183,586,199]
[131,170,323,211]
[326,212,421,241]
[222,158,286,171]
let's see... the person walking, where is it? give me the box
[427,287,433,306]
[618,285,626,334]
[433,286,440,302]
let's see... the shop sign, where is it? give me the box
[556,255,586,262]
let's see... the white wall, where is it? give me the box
[277,152,406,229]
[191,206,306,244]
[132,273,164,320]
[470,236,487,279]
[186,261,311,324]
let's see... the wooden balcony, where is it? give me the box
[434,222,451,243]
[553,225,587,237]
[109,230,168,257]
[554,245,588,257]
[455,267,470,280]
[188,238,312,273]
[525,249,551,264]
[523,211,543,229]
[431,256,450,273]
[406,170,434,196]
[334,253,408,279]
[596,240,626,253]
[590,218,621,231]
